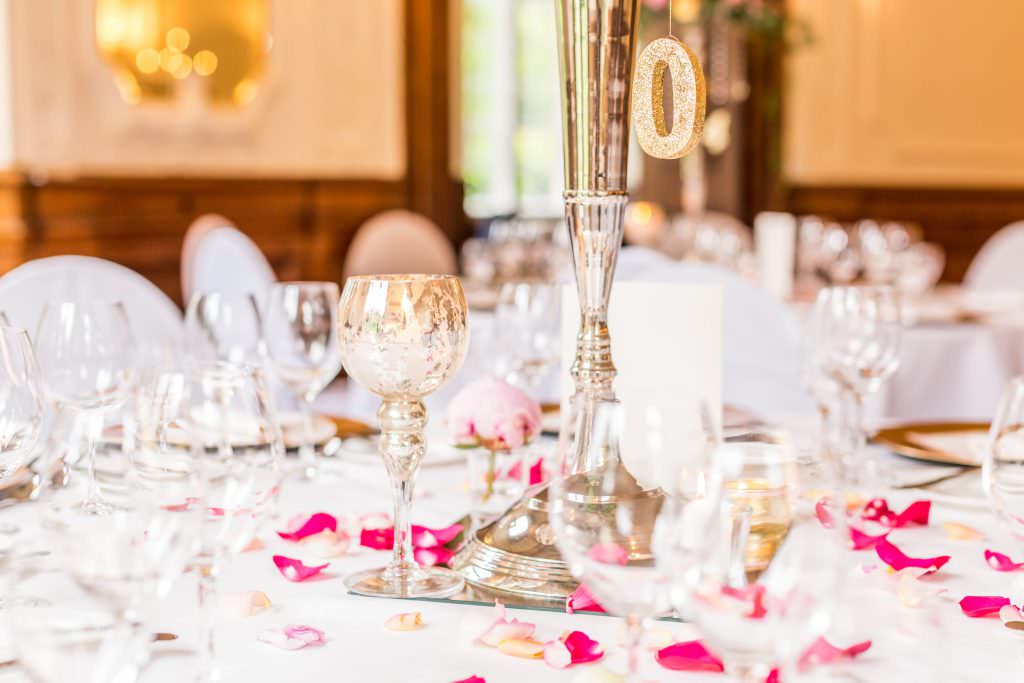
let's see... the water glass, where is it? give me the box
[986,376,1024,550]
[185,291,264,364]
[494,280,560,391]
[0,326,46,482]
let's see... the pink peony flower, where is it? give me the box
[445,375,542,451]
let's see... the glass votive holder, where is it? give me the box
[467,446,528,531]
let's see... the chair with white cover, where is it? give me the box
[964,221,1024,290]
[616,247,813,419]
[343,210,457,279]
[0,255,182,344]
[181,214,277,307]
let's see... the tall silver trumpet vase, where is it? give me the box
[452,0,642,604]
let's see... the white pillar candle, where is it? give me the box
[754,211,797,300]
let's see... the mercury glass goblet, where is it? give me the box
[338,274,469,598]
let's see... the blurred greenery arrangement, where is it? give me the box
[640,0,811,46]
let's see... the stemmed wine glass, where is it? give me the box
[263,282,342,479]
[0,326,46,482]
[665,436,847,682]
[985,376,1024,550]
[185,291,265,364]
[9,380,206,683]
[549,394,716,680]
[338,274,469,598]
[35,301,134,513]
[494,281,561,392]
[810,286,902,486]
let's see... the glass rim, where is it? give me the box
[271,280,341,289]
[344,273,459,284]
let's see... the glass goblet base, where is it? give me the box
[344,565,464,599]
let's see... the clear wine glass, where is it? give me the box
[35,301,134,513]
[810,286,902,487]
[9,380,206,683]
[184,291,265,364]
[669,436,846,682]
[986,376,1024,551]
[550,395,717,681]
[494,280,561,392]
[263,281,342,479]
[0,326,46,483]
[338,274,469,598]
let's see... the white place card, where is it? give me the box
[561,282,723,492]
[754,211,797,300]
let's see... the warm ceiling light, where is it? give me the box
[165,26,190,51]
[193,49,218,77]
[135,48,160,74]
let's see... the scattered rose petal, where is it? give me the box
[655,641,724,672]
[411,523,464,547]
[243,537,265,553]
[814,499,835,529]
[272,555,330,582]
[985,549,1024,572]
[360,527,394,550]
[385,612,423,631]
[257,624,326,650]
[1000,604,1024,630]
[480,618,537,647]
[414,545,455,567]
[849,526,889,551]
[798,638,871,671]
[896,571,947,607]
[299,530,351,558]
[528,457,547,485]
[499,638,545,658]
[545,630,604,668]
[571,667,625,683]
[943,522,985,541]
[960,595,1011,617]
[461,602,537,649]
[220,591,271,618]
[721,584,768,619]
[451,677,485,683]
[875,538,950,573]
[566,583,605,614]
[277,513,338,541]
[861,498,930,528]
[586,544,629,566]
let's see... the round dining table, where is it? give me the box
[0,441,1017,683]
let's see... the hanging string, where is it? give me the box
[668,0,674,37]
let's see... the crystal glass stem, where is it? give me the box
[624,614,644,682]
[80,409,110,514]
[195,557,219,682]
[378,398,427,586]
[838,386,866,485]
[298,391,318,480]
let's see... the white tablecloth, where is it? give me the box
[2,448,1021,683]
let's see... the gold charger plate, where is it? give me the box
[872,421,988,467]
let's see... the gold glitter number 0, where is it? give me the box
[631,36,707,160]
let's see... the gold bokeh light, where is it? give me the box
[95,0,269,106]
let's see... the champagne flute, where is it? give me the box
[263,282,342,479]
[494,280,561,391]
[550,395,716,681]
[0,326,46,482]
[670,436,846,682]
[986,376,1024,550]
[35,301,134,513]
[810,286,901,487]
[184,291,264,364]
[338,274,469,598]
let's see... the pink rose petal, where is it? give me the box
[849,526,889,550]
[543,639,573,669]
[411,523,464,547]
[498,638,546,658]
[272,555,330,582]
[445,375,542,449]
[414,545,454,567]
[480,617,537,647]
[655,640,724,672]
[814,499,835,529]
[452,677,486,683]
[798,637,871,671]
[1000,604,1024,630]
[385,612,423,631]
[959,595,1011,617]
[721,584,768,619]
[528,457,546,485]
[563,630,604,664]
[300,530,351,558]
[985,549,1024,572]
[565,583,605,614]
[360,527,393,550]
[587,544,629,566]
[277,512,338,541]
[875,538,950,573]
[257,624,326,650]
[861,498,930,528]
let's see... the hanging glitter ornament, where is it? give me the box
[631,18,706,160]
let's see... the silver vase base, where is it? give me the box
[344,565,465,599]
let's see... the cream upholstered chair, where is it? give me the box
[180,214,277,307]
[343,210,457,279]
[0,255,182,344]
[964,221,1024,290]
